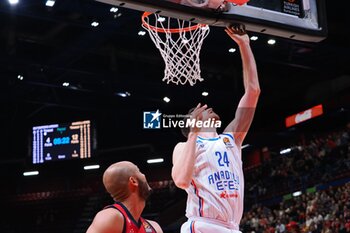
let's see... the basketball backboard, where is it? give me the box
[95,0,327,42]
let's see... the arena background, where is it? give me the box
[0,0,349,232]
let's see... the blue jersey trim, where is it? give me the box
[191,180,203,217]
[197,135,220,141]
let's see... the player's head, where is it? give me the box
[202,106,220,121]
[103,161,152,202]
[181,104,220,138]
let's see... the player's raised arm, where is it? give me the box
[223,25,261,147]
[171,103,207,189]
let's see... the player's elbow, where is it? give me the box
[246,87,261,97]
[172,172,190,189]
[254,87,261,95]
[173,179,190,189]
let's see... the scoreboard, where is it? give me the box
[32,120,92,164]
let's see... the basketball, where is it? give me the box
[226,0,249,5]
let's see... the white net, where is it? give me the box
[142,13,210,86]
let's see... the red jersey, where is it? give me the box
[105,202,158,233]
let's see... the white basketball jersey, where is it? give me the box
[185,133,244,227]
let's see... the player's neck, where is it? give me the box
[122,196,145,221]
[197,131,218,139]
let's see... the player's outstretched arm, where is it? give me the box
[223,26,261,147]
[86,208,124,233]
[172,104,207,189]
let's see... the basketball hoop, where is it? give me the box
[142,12,210,86]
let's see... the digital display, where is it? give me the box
[285,104,323,128]
[32,120,92,164]
[172,0,305,17]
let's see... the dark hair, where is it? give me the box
[181,107,196,138]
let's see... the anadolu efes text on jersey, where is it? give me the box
[185,133,245,225]
[207,169,240,192]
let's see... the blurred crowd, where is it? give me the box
[245,124,350,202]
[240,183,350,233]
[240,123,350,233]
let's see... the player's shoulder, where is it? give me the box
[173,141,187,153]
[87,208,124,233]
[220,132,242,148]
[175,141,186,147]
[96,207,124,222]
[220,132,235,140]
[172,142,187,163]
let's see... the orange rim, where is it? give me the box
[142,12,207,33]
